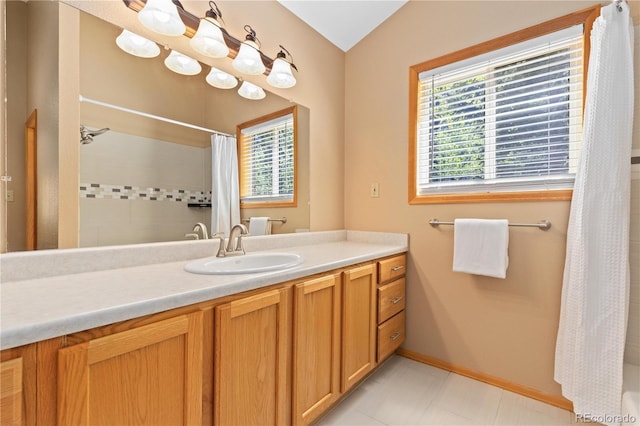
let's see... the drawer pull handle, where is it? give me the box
[391,266,405,272]
[390,296,403,304]
[390,331,402,341]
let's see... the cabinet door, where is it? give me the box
[341,263,377,392]
[215,288,290,426]
[1,345,36,426]
[292,274,341,425]
[1,358,23,426]
[57,312,203,426]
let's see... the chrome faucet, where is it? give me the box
[226,224,249,255]
[192,223,209,240]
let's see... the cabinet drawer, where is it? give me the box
[377,311,405,362]
[377,278,405,324]
[378,255,406,284]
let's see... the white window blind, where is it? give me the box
[240,112,294,203]
[416,25,584,195]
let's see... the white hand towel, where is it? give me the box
[249,217,271,236]
[452,218,509,279]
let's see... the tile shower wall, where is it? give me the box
[79,130,212,247]
[626,25,640,367]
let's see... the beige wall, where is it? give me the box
[3,2,80,251]
[0,0,5,253]
[2,2,60,251]
[58,4,80,249]
[28,1,61,250]
[345,0,640,397]
[5,1,27,252]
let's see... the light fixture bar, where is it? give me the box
[122,0,275,74]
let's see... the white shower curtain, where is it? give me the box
[211,134,240,237]
[555,3,634,425]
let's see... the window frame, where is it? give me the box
[408,6,600,205]
[237,106,298,209]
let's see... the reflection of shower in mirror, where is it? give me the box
[80,125,110,144]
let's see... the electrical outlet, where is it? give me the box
[6,190,15,202]
[370,183,380,198]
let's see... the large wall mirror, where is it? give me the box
[4,1,310,252]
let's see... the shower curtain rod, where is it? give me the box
[79,95,234,138]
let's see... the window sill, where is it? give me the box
[409,189,573,204]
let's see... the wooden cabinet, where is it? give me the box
[4,252,407,426]
[215,288,290,426]
[1,344,36,426]
[292,274,341,426]
[57,312,203,426]
[376,254,407,362]
[341,263,377,392]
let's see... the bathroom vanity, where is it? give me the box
[0,231,407,425]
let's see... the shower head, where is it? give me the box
[80,125,110,144]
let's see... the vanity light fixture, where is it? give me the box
[164,50,202,75]
[115,29,160,58]
[232,26,266,76]
[137,0,186,36]
[190,1,229,58]
[122,0,299,92]
[206,67,238,89]
[237,81,266,100]
[266,45,297,89]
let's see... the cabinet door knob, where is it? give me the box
[391,266,404,272]
[390,331,402,341]
[390,296,403,304]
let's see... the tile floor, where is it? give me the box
[317,355,578,426]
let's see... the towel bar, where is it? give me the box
[241,217,287,224]
[429,218,551,230]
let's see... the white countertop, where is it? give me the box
[0,231,408,350]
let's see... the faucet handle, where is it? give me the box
[212,232,226,257]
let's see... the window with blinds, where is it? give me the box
[238,108,296,207]
[408,6,600,203]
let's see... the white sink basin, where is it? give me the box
[184,252,304,275]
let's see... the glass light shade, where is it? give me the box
[115,30,160,58]
[206,67,238,89]
[238,81,266,100]
[232,40,266,75]
[164,50,202,75]
[190,18,229,58]
[266,57,297,88]
[138,0,186,36]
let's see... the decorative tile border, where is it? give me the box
[80,183,211,203]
